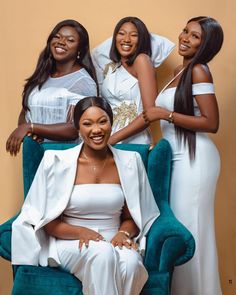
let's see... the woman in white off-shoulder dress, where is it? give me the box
[143,16,224,295]
[6,19,98,155]
[92,16,174,144]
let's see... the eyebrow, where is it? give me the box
[118,29,138,33]
[191,31,201,35]
[56,32,77,37]
[184,28,201,35]
[82,115,108,121]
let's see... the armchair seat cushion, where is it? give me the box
[12,266,82,295]
[12,266,170,295]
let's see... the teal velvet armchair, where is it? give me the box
[0,137,195,295]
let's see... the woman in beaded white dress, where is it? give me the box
[143,17,224,295]
[6,19,98,156]
[92,16,174,144]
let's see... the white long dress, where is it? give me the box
[57,183,148,295]
[156,78,222,295]
[101,64,151,144]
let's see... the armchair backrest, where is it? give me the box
[22,137,172,211]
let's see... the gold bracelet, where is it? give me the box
[118,230,130,237]
[30,122,34,133]
[168,111,174,124]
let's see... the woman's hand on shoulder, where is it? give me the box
[192,64,213,83]
[142,106,168,123]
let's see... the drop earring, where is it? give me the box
[77,52,80,59]
[78,131,83,140]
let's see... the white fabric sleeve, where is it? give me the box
[11,155,48,265]
[67,92,85,107]
[150,33,175,67]
[66,93,84,123]
[69,76,97,97]
[66,77,98,119]
[192,83,215,95]
[91,33,175,82]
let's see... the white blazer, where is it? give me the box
[12,143,160,266]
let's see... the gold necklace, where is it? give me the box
[82,151,108,183]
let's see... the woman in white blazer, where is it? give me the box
[12,96,160,295]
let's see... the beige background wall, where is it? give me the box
[0,0,235,294]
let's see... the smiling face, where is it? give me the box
[50,26,80,63]
[178,21,202,60]
[115,22,138,60]
[79,106,112,151]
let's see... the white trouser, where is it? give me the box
[56,218,148,295]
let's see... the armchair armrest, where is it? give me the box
[144,139,195,272]
[144,212,195,272]
[0,215,17,261]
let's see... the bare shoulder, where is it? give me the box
[132,53,155,78]
[192,64,213,83]
[133,53,153,70]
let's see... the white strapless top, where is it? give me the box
[63,184,125,220]
[156,70,215,152]
[156,68,215,113]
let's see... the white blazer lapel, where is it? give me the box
[36,144,83,229]
[111,147,142,230]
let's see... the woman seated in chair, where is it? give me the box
[12,96,160,295]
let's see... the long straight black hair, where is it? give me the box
[109,16,152,66]
[22,19,98,110]
[174,16,224,160]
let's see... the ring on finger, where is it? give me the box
[126,239,132,245]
